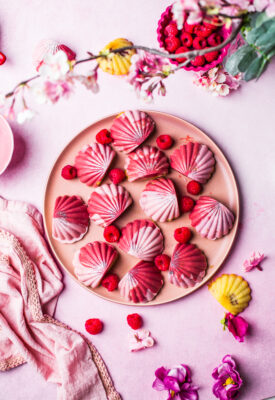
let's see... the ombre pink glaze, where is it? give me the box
[139,177,180,222]
[170,141,215,183]
[88,183,132,227]
[157,5,232,72]
[189,196,235,240]
[125,145,169,182]
[0,116,14,175]
[52,195,89,243]
[119,260,164,303]
[110,110,155,153]
[169,243,208,288]
[73,241,117,288]
[118,219,164,261]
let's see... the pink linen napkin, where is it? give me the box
[0,196,121,400]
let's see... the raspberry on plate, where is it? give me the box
[191,55,205,67]
[103,225,120,242]
[127,313,143,330]
[205,50,220,63]
[96,129,113,144]
[181,196,195,213]
[154,254,171,271]
[187,180,202,195]
[164,22,178,36]
[101,273,119,291]
[193,37,207,50]
[61,165,77,180]
[165,36,181,53]
[175,46,188,63]
[85,318,103,335]
[184,22,197,33]
[194,25,212,38]
[174,227,192,243]
[180,32,193,47]
[207,33,223,47]
[109,168,126,184]
[156,135,173,150]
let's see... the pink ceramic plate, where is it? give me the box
[0,115,14,175]
[44,111,239,306]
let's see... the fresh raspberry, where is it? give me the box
[0,52,6,65]
[127,313,143,330]
[184,22,197,33]
[194,25,212,38]
[165,36,181,53]
[205,50,220,63]
[109,168,126,184]
[180,32,193,47]
[154,254,171,271]
[203,16,222,30]
[156,135,173,150]
[96,129,113,144]
[207,33,223,47]
[187,180,202,195]
[58,44,76,61]
[180,196,195,213]
[101,273,119,291]
[193,37,207,50]
[175,46,188,63]
[174,227,192,243]
[61,165,77,180]
[103,225,120,242]
[164,22,178,36]
[190,55,205,67]
[85,318,103,335]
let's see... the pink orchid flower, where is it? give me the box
[243,251,265,272]
[129,328,154,352]
[224,313,249,342]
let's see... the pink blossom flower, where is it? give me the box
[223,313,249,342]
[172,0,203,28]
[128,50,171,101]
[193,65,241,96]
[129,329,154,352]
[254,0,275,16]
[243,251,265,272]
[212,355,242,400]
[75,68,99,93]
[39,50,70,81]
[153,364,199,400]
[33,78,74,104]
[17,108,35,124]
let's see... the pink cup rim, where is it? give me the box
[0,115,14,175]
[157,4,232,72]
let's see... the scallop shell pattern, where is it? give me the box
[73,241,117,288]
[110,110,155,153]
[119,260,164,303]
[88,183,132,227]
[98,38,136,75]
[52,195,89,244]
[170,142,215,183]
[118,219,164,261]
[189,196,235,240]
[75,143,115,187]
[125,146,169,182]
[139,178,180,222]
[168,243,208,288]
[208,274,251,315]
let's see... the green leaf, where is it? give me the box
[255,12,270,28]
[246,19,275,45]
[238,48,258,72]
[243,56,268,81]
[225,45,252,75]
[255,23,275,52]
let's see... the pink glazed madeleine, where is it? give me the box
[75,143,115,186]
[52,195,89,244]
[118,219,164,261]
[125,145,169,182]
[88,183,132,227]
[110,110,155,153]
[119,260,164,303]
[139,177,180,222]
[73,241,118,288]
[170,141,215,183]
[189,196,235,240]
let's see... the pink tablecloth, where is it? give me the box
[0,1,275,399]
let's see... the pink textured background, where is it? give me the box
[0,1,275,399]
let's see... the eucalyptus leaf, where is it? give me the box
[238,48,258,72]
[225,45,252,75]
[243,56,267,81]
[246,19,275,45]
[255,12,270,28]
[255,23,275,52]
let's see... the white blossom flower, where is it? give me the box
[39,50,70,81]
[17,108,35,124]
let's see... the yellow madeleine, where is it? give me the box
[97,38,136,75]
